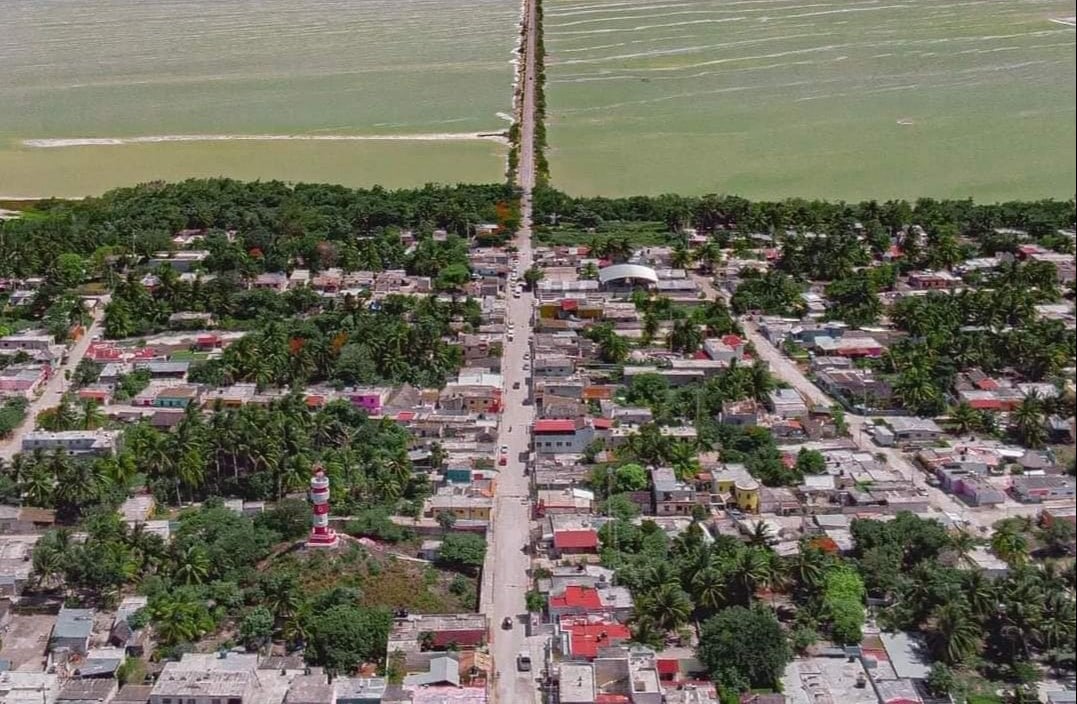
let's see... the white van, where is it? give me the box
[516,651,532,672]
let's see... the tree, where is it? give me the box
[926,662,958,697]
[51,253,86,288]
[795,448,826,475]
[929,601,981,664]
[438,533,487,572]
[948,402,979,436]
[523,266,544,289]
[436,511,457,532]
[304,604,392,673]
[613,463,647,492]
[239,606,274,651]
[698,606,791,691]
[1011,395,1046,449]
[991,525,1029,567]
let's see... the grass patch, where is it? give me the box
[274,543,477,613]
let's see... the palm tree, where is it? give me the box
[948,528,980,567]
[991,526,1029,567]
[948,402,979,436]
[79,399,106,430]
[691,566,726,613]
[959,570,996,620]
[748,522,776,549]
[929,601,981,664]
[728,547,769,606]
[1011,394,1046,449]
[788,545,827,595]
[173,544,211,585]
[638,583,692,632]
[668,442,700,481]
[671,245,695,270]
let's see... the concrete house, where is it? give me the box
[51,606,94,655]
[768,388,808,419]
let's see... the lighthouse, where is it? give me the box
[306,465,339,548]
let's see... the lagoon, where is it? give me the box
[544,0,1077,200]
[0,0,519,197]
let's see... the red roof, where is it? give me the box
[395,411,416,421]
[596,696,630,704]
[657,659,680,676]
[534,419,577,433]
[562,619,631,659]
[721,334,743,347]
[975,378,1000,391]
[550,585,603,610]
[552,530,599,551]
[561,299,579,311]
[591,417,612,430]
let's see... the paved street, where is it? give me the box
[486,0,541,695]
[0,306,105,461]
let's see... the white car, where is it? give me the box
[523,352,530,360]
[513,290,521,298]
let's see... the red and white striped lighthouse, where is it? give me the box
[306,465,339,548]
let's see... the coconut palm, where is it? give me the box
[638,583,693,632]
[948,402,979,436]
[991,526,1029,567]
[930,601,981,664]
[173,544,211,585]
[1011,394,1046,449]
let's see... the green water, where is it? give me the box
[0,0,519,197]
[544,0,1077,200]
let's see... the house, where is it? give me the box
[652,467,697,516]
[703,335,747,364]
[21,430,120,456]
[147,250,209,272]
[721,399,761,427]
[51,607,94,655]
[552,529,599,558]
[403,655,460,687]
[439,384,502,414]
[387,613,487,653]
[711,464,761,513]
[814,334,885,358]
[1012,475,1076,503]
[0,331,55,352]
[134,360,190,380]
[152,385,200,408]
[768,388,808,419]
[0,534,40,596]
[251,272,289,291]
[547,585,607,620]
[343,387,391,415]
[885,417,944,445]
[0,364,49,399]
[907,270,960,290]
[533,418,594,454]
[815,368,892,410]
[149,653,262,704]
[426,492,492,522]
[558,617,631,660]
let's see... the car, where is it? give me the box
[502,617,513,630]
[516,651,531,672]
[523,352,530,360]
[500,445,509,455]
[513,381,521,389]
[499,453,507,466]
[513,291,521,298]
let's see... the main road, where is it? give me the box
[485,0,542,699]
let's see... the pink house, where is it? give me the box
[0,364,50,398]
[345,387,389,415]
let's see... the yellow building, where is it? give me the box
[712,463,761,514]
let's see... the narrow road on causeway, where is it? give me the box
[484,0,541,699]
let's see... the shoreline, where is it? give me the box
[22,132,509,149]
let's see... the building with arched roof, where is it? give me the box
[597,263,658,289]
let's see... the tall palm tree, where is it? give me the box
[1011,394,1046,449]
[991,526,1029,567]
[728,547,769,606]
[173,544,211,585]
[929,601,981,664]
[639,583,692,632]
[948,402,979,436]
[948,528,980,567]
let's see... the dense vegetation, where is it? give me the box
[590,510,1075,698]
[0,179,520,277]
[3,394,424,517]
[533,188,1075,241]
